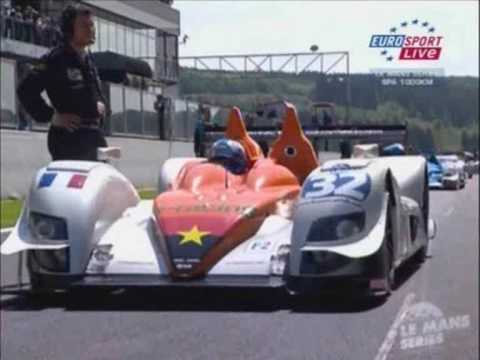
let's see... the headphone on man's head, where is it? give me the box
[60,4,78,40]
[60,3,92,41]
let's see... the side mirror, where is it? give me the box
[428,219,437,240]
[98,147,122,161]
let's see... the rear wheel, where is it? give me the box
[384,241,395,295]
[414,241,429,263]
[422,169,429,232]
[382,200,395,296]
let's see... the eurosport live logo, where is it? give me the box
[369,19,444,61]
[368,19,445,87]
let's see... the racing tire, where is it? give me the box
[413,242,429,264]
[382,201,395,296]
[384,241,395,296]
[422,169,429,233]
[26,251,49,293]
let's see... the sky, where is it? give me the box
[174,1,479,76]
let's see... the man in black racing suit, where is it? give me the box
[17,4,107,161]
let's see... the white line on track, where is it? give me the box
[374,292,416,360]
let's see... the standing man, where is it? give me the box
[194,105,211,157]
[194,105,205,157]
[17,4,107,161]
[154,94,166,140]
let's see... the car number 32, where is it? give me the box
[302,171,371,201]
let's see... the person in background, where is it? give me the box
[322,109,334,126]
[3,5,14,39]
[322,110,334,151]
[13,7,23,41]
[245,113,254,129]
[154,94,166,140]
[310,113,319,153]
[17,4,107,161]
[23,6,34,43]
[340,140,352,158]
[0,3,7,37]
[34,14,45,45]
[194,106,211,157]
[31,8,42,45]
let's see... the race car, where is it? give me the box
[463,152,476,178]
[437,154,466,189]
[426,154,444,189]
[1,103,436,297]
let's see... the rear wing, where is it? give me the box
[204,123,408,145]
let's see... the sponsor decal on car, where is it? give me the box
[156,204,258,220]
[177,225,210,246]
[248,240,273,252]
[302,171,371,202]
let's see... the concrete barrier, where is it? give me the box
[0,129,194,198]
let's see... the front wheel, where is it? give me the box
[27,252,46,292]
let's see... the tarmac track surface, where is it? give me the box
[1,177,478,360]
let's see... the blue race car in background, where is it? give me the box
[426,154,444,189]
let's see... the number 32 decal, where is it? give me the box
[302,171,371,201]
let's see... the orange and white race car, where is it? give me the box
[1,103,434,296]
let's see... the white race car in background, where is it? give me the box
[437,155,466,189]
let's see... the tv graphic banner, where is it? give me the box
[369,19,444,62]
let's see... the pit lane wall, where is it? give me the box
[0,129,194,198]
[1,129,341,199]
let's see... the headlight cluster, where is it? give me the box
[335,219,361,239]
[270,244,290,275]
[29,212,68,240]
[306,211,365,242]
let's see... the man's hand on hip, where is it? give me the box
[97,101,106,117]
[52,113,81,132]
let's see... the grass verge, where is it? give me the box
[1,199,23,229]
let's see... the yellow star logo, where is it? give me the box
[177,226,210,246]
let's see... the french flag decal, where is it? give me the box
[68,174,88,189]
[38,173,57,188]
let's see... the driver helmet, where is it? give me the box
[208,138,248,175]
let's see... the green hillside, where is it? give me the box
[179,69,479,153]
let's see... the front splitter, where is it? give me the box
[72,274,285,289]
